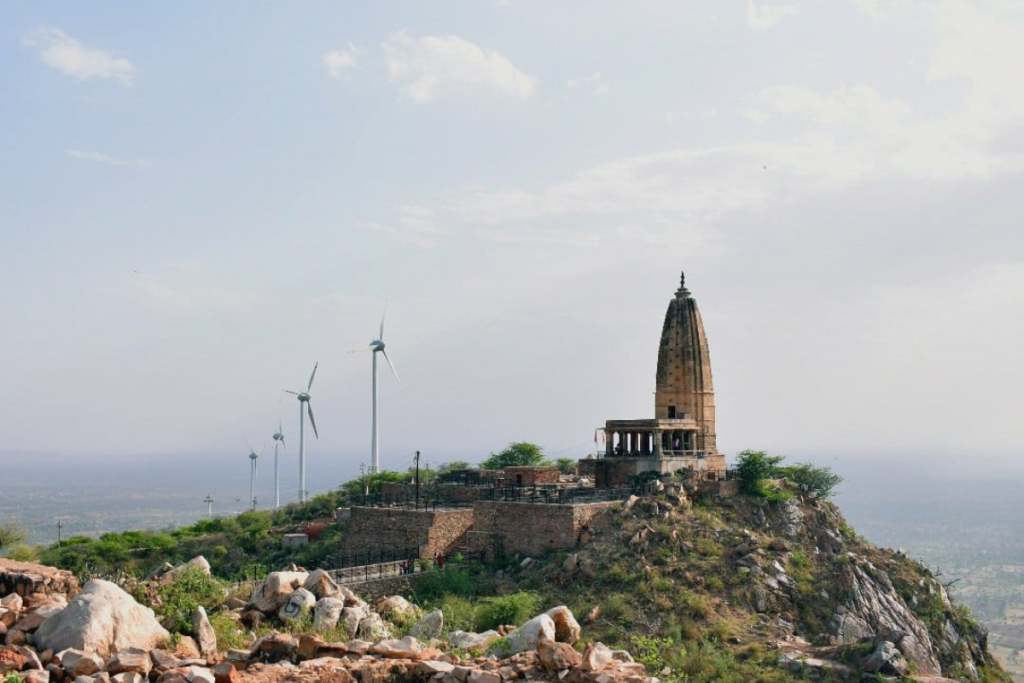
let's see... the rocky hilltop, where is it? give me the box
[0,477,1011,683]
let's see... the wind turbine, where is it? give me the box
[350,301,400,474]
[247,441,264,511]
[284,362,319,503]
[272,421,287,510]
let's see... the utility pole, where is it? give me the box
[414,450,421,506]
[56,518,63,547]
[204,494,214,519]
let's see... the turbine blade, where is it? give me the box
[258,441,267,456]
[284,389,299,395]
[281,437,290,457]
[379,297,389,340]
[381,350,401,383]
[307,361,318,391]
[245,438,255,455]
[307,403,319,439]
[348,346,374,354]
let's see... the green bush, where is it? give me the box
[474,591,545,631]
[156,566,226,634]
[209,611,248,650]
[733,451,785,496]
[414,567,476,602]
[781,462,843,499]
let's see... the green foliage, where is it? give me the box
[733,450,785,496]
[435,461,473,474]
[0,522,27,549]
[479,442,549,470]
[209,610,248,650]
[414,567,477,602]
[553,458,577,474]
[5,543,40,562]
[339,470,410,497]
[474,591,545,631]
[780,462,843,499]
[155,566,226,634]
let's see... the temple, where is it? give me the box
[593,272,726,486]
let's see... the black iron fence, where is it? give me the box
[322,549,488,585]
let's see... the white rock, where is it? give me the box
[192,606,217,656]
[248,571,309,614]
[34,580,170,658]
[448,630,500,651]
[185,666,215,683]
[161,557,212,583]
[279,588,316,622]
[313,598,345,632]
[545,606,581,644]
[375,596,418,621]
[356,613,391,640]
[338,607,363,639]
[303,570,341,600]
[409,610,444,640]
[581,642,613,671]
[503,614,555,654]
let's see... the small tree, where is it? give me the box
[554,458,577,475]
[435,461,473,474]
[733,450,785,496]
[479,442,549,470]
[784,462,843,499]
[0,522,27,549]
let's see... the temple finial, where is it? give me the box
[675,270,691,299]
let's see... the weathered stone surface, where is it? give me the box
[149,649,181,673]
[33,580,169,658]
[0,560,79,601]
[247,572,308,614]
[417,660,454,675]
[14,599,67,633]
[313,598,345,632]
[409,610,443,640]
[59,648,104,677]
[338,608,363,640]
[212,661,240,683]
[502,614,555,655]
[279,588,316,622]
[448,631,500,652]
[112,673,147,683]
[375,596,418,622]
[185,665,215,683]
[107,647,152,675]
[192,607,217,656]
[581,643,613,672]
[538,639,581,672]
[0,645,28,673]
[545,606,581,645]
[370,636,421,659]
[356,613,390,641]
[160,557,212,584]
[303,571,340,600]
[467,670,501,683]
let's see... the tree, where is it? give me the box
[554,457,577,475]
[435,461,473,474]
[0,522,27,549]
[783,462,843,499]
[733,450,785,496]
[479,442,549,470]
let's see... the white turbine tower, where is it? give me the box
[284,362,319,503]
[247,441,264,511]
[350,301,400,474]
[272,421,287,510]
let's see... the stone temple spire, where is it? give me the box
[655,271,717,454]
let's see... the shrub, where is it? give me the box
[475,591,544,631]
[156,566,226,634]
[780,462,843,499]
[733,451,785,496]
[209,611,248,650]
[414,567,476,602]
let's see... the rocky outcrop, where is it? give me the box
[32,580,169,657]
[0,559,79,602]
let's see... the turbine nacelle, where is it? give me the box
[370,339,385,352]
[295,392,311,402]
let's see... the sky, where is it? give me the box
[2,0,1024,504]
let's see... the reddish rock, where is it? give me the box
[0,645,28,673]
[212,661,240,683]
[538,639,582,672]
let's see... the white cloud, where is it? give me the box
[746,1,800,29]
[850,0,913,21]
[323,43,361,79]
[381,30,536,103]
[24,27,133,85]
[566,72,609,97]
[67,150,149,167]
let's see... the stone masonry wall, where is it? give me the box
[337,507,474,559]
[467,501,617,556]
[0,559,79,601]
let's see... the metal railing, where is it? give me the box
[353,486,635,509]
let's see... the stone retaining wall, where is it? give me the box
[467,501,617,556]
[0,559,79,600]
[337,507,474,558]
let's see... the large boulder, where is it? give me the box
[279,588,316,622]
[545,606,581,644]
[160,557,211,584]
[409,610,444,640]
[449,630,500,652]
[338,608,364,639]
[191,607,217,656]
[312,598,345,632]
[247,571,308,614]
[356,613,391,641]
[501,614,556,655]
[302,571,340,601]
[32,580,169,657]
[538,638,582,672]
[375,596,419,622]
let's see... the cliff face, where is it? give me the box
[525,483,1009,683]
